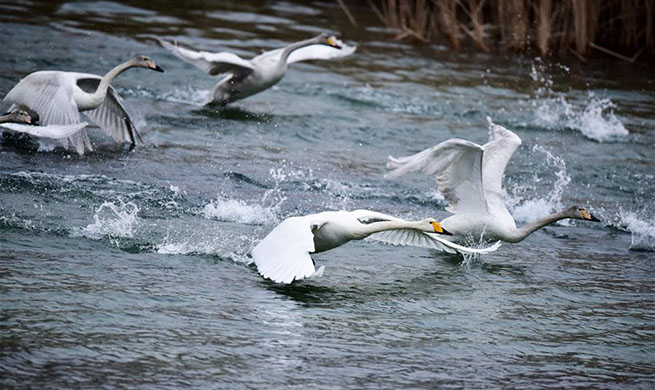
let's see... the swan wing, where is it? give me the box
[76,77,141,144]
[3,71,82,126]
[387,139,487,214]
[482,117,522,214]
[252,215,327,284]
[0,122,87,139]
[158,38,254,76]
[255,39,357,65]
[367,230,501,254]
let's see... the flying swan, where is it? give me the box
[2,55,164,154]
[252,209,501,284]
[386,117,601,243]
[0,109,88,141]
[157,33,356,105]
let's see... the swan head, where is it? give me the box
[425,219,452,235]
[568,206,601,222]
[9,110,32,124]
[316,33,343,49]
[131,55,164,72]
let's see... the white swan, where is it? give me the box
[158,33,356,105]
[0,109,88,140]
[252,209,501,284]
[386,117,601,243]
[3,55,164,154]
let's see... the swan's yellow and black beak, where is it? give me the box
[146,59,165,73]
[326,36,342,49]
[581,209,601,222]
[431,221,452,235]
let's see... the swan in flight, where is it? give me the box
[0,109,88,141]
[3,55,164,154]
[252,209,501,284]
[157,33,356,105]
[386,117,601,243]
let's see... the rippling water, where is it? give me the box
[1,1,654,388]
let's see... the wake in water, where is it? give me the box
[618,210,655,251]
[529,62,628,142]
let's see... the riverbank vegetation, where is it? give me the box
[337,0,654,63]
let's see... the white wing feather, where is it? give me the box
[481,117,522,215]
[158,38,254,76]
[387,139,487,214]
[3,71,82,126]
[252,216,326,284]
[0,122,87,139]
[368,230,501,254]
[74,75,140,143]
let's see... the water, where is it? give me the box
[1,1,654,388]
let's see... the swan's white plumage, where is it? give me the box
[0,122,88,139]
[251,215,326,284]
[252,209,499,284]
[387,139,486,214]
[252,38,357,64]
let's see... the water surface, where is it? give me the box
[1,1,654,389]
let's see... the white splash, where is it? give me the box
[203,198,278,225]
[75,200,140,240]
[620,212,655,251]
[507,145,571,224]
[530,63,628,142]
[155,230,254,263]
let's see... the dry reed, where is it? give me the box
[342,0,655,61]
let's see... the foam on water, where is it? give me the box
[74,199,140,241]
[155,230,254,263]
[507,145,571,224]
[530,63,628,142]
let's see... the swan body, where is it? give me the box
[158,33,356,105]
[387,117,600,243]
[0,109,88,139]
[3,55,164,154]
[252,209,501,284]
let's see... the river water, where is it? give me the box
[1,1,654,389]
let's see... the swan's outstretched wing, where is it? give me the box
[3,71,82,126]
[252,216,327,284]
[387,139,487,214]
[481,117,522,213]
[158,38,254,76]
[253,38,357,65]
[0,122,87,139]
[76,76,141,144]
[367,230,501,254]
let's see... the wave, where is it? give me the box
[202,198,278,225]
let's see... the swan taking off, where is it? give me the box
[252,209,501,284]
[3,55,164,154]
[157,33,356,105]
[0,109,88,140]
[386,117,601,243]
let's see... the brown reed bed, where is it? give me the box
[339,0,654,62]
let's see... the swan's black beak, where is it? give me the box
[581,209,601,222]
[588,213,601,222]
[152,64,164,73]
[431,221,452,235]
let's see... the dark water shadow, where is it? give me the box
[192,105,274,123]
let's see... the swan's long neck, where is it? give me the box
[505,210,570,243]
[88,60,135,106]
[279,37,320,64]
[355,220,422,239]
[0,113,17,123]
